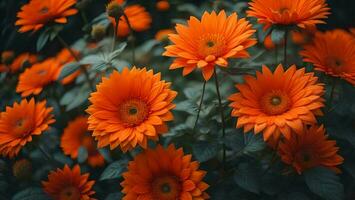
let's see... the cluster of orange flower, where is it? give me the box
[0,0,354,199]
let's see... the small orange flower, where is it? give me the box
[300,29,355,85]
[121,144,209,200]
[42,165,96,200]
[61,116,105,168]
[55,48,81,85]
[247,0,330,30]
[163,10,256,80]
[279,125,343,174]
[108,0,152,37]
[10,53,37,73]
[264,34,276,50]
[1,51,15,65]
[87,67,177,152]
[155,29,174,41]
[229,64,325,141]
[291,27,317,45]
[0,99,55,158]
[16,58,60,97]
[15,0,78,33]
[156,0,170,11]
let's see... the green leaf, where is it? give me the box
[234,163,260,194]
[78,146,88,163]
[60,84,90,111]
[12,187,50,200]
[304,167,344,200]
[57,62,81,81]
[109,42,127,60]
[100,160,127,181]
[79,55,104,65]
[243,133,266,154]
[36,31,50,51]
[105,192,123,200]
[192,141,220,162]
[271,28,285,44]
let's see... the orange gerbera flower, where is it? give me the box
[17,59,60,97]
[108,0,152,37]
[42,165,96,200]
[87,67,177,152]
[9,53,37,73]
[300,30,355,85]
[15,0,78,33]
[279,125,343,174]
[61,116,105,168]
[156,0,170,11]
[247,0,330,31]
[229,64,325,141]
[121,144,209,200]
[163,10,256,81]
[0,99,55,158]
[55,48,81,85]
[155,29,175,42]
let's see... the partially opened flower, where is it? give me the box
[55,48,81,85]
[16,58,60,97]
[10,53,37,73]
[15,0,78,33]
[279,125,343,174]
[42,165,96,200]
[163,10,256,80]
[229,64,325,141]
[0,99,55,158]
[61,116,105,167]
[108,0,152,37]
[87,67,177,152]
[300,29,355,85]
[121,144,209,199]
[247,0,330,30]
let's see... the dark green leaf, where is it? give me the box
[12,187,50,200]
[234,163,260,194]
[243,133,266,154]
[192,141,220,162]
[78,146,88,163]
[100,160,127,181]
[304,167,344,200]
[57,62,81,81]
[105,192,123,200]
[109,42,127,60]
[36,31,50,51]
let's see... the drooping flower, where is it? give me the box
[55,48,81,85]
[278,125,343,174]
[121,144,209,199]
[16,58,60,97]
[155,29,174,42]
[9,53,37,73]
[42,165,96,200]
[300,29,355,85]
[108,0,152,37]
[61,116,105,168]
[0,99,55,158]
[15,0,78,33]
[87,67,177,152]
[229,64,325,141]
[163,10,256,81]
[247,0,330,31]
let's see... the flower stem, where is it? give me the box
[328,78,338,112]
[193,81,207,131]
[283,29,288,66]
[123,13,136,65]
[57,35,95,91]
[214,68,226,169]
[112,16,120,52]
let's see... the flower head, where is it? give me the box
[156,0,170,11]
[16,59,60,97]
[108,0,152,37]
[0,99,55,158]
[229,64,325,141]
[121,144,209,199]
[10,53,37,73]
[15,0,78,33]
[87,67,177,152]
[1,51,15,65]
[61,116,105,168]
[163,10,256,80]
[279,125,343,174]
[42,165,96,200]
[300,29,355,85]
[247,0,330,30]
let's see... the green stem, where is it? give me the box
[112,17,120,52]
[123,13,136,65]
[328,78,338,111]
[214,68,226,169]
[57,35,95,91]
[193,81,207,131]
[283,29,288,66]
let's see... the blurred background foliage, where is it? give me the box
[0,0,355,200]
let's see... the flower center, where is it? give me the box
[59,186,80,200]
[295,149,319,171]
[260,90,291,115]
[118,99,149,126]
[325,57,344,73]
[14,118,31,137]
[198,34,226,58]
[37,69,47,76]
[152,176,181,200]
[278,7,290,14]
[39,7,49,14]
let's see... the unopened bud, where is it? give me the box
[106,1,124,19]
[91,24,106,41]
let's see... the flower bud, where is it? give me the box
[106,1,124,19]
[91,24,106,41]
[1,51,14,65]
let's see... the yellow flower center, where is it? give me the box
[260,90,291,115]
[59,186,80,200]
[198,34,226,58]
[152,176,181,200]
[118,99,149,126]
